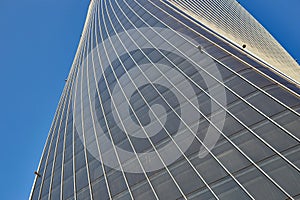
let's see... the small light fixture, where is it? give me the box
[34,171,41,178]
[197,45,203,53]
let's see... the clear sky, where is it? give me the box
[0,1,299,199]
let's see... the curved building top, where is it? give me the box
[167,0,300,84]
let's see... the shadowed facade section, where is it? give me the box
[30,0,300,199]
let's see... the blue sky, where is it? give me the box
[0,1,299,199]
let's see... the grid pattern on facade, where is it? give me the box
[30,0,300,199]
[166,0,300,84]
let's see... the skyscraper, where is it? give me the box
[30,0,300,199]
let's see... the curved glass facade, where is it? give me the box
[30,0,300,200]
[167,0,300,83]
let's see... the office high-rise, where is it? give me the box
[30,0,300,199]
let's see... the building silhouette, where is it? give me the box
[30,0,300,199]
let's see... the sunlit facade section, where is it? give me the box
[168,0,300,83]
